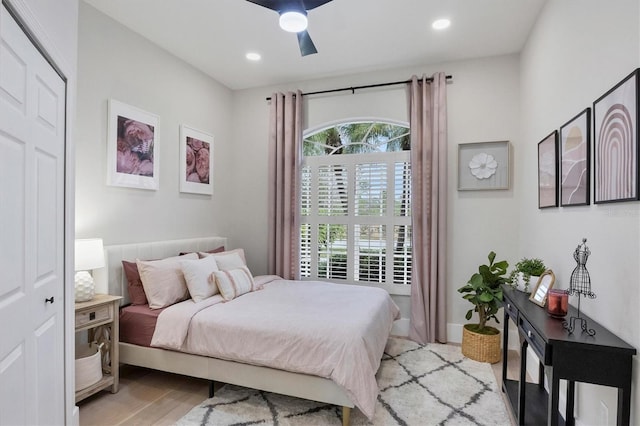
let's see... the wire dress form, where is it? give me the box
[563,238,597,336]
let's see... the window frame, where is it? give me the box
[300,119,412,296]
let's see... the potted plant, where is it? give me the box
[508,258,546,293]
[457,251,508,363]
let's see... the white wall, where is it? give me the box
[520,0,640,424]
[75,2,232,245]
[228,54,521,330]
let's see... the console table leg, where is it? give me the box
[502,310,509,384]
[538,360,544,389]
[518,339,528,425]
[547,366,560,425]
[566,380,575,426]
[617,384,631,426]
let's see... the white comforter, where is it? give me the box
[151,276,400,419]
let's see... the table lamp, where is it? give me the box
[75,238,105,302]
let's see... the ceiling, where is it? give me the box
[83,0,547,91]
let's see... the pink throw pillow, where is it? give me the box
[122,260,148,305]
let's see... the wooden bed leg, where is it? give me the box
[342,406,351,426]
[208,380,214,398]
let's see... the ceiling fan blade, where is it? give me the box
[245,0,282,12]
[246,0,333,12]
[297,30,318,56]
[301,0,333,10]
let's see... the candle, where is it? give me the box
[547,289,568,318]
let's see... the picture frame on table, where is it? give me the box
[107,99,159,190]
[538,131,558,209]
[179,125,214,195]
[593,69,640,203]
[457,140,510,191]
[559,108,591,206]
[529,270,555,307]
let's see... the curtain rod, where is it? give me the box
[265,74,453,101]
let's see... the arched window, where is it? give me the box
[300,120,411,295]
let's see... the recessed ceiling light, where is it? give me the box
[246,52,261,61]
[432,18,451,30]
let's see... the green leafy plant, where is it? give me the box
[508,258,546,291]
[457,251,509,335]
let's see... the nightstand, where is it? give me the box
[75,294,122,403]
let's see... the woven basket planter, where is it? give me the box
[461,325,501,364]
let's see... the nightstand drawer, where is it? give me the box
[76,305,112,328]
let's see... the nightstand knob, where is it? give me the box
[45,296,54,304]
[527,330,533,338]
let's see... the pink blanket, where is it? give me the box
[151,277,400,419]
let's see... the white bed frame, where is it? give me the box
[93,237,354,426]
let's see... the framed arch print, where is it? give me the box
[538,131,558,208]
[560,108,590,206]
[593,69,640,203]
[179,125,214,195]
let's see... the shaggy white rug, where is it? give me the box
[176,337,512,426]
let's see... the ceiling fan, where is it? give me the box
[246,0,333,56]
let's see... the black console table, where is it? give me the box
[501,286,636,425]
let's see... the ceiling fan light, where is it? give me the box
[279,11,308,33]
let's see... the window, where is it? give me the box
[300,121,411,295]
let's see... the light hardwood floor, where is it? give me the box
[78,350,520,425]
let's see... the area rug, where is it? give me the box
[175,337,511,426]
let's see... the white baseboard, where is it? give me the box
[391,318,410,337]
[448,323,463,344]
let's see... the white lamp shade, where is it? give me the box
[279,11,307,33]
[75,238,105,271]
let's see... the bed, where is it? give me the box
[93,236,399,425]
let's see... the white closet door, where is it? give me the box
[0,4,66,425]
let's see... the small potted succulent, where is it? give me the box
[508,258,546,293]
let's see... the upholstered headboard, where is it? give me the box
[93,236,227,305]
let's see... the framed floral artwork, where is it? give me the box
[179,125,213,195]
[538,131,558,208]
[560,108,590,206]
[107,99,159,190]
[457,141,510,190]
[593,69,640,203]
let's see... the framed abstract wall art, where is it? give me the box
[538,131,558,209]
[593,69,640,203]
[179,125,213,195]
[559,108,591,206]
[107,99,159,190]
[457,141,510,190]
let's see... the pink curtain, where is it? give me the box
[408,73,448,344]
[267,91,303,279]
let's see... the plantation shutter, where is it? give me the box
[300,151,411,295]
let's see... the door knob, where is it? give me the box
[45,296,54,304]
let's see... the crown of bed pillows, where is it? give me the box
[122,247,256,309]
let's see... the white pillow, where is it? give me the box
[136,252,198,309]
[180,255,220,302]
[199,248,246,271]
[213,266,256,301]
